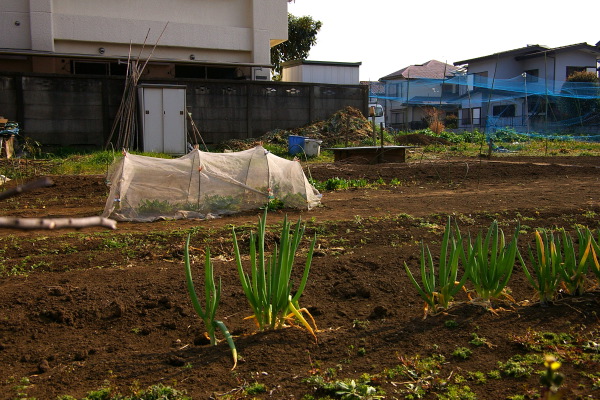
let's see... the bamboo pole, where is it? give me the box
[0,216,116,230]
[0,177,117,230]
[0,177,53,200]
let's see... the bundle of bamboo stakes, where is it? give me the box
[105,24,168,151]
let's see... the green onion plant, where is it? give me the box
[183,233,237,369]
[462,221,520,304]
[520,230,564,306]
[232,209,317,338]
[583,228,600,284]
[404,217,468,316]
[558,227,592,296]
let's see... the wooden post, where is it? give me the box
[372,115,376,143]
[369,105,376,143]
[378,122,385,163]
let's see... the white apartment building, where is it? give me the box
[0,0,288,80]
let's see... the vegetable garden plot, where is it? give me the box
[102,146,322,222]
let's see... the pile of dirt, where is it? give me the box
[217,106,373,151]
[292,106,374,146]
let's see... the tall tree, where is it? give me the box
[270,13,322,80]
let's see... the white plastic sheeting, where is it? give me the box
[102,146,322,222]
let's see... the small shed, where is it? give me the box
[281,60,361,85]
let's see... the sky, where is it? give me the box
[287,0,600,82]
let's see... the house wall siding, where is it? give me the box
[554,50,598,80]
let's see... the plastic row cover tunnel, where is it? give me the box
[102,146,322,222]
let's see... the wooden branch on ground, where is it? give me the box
[1,177,116,230]
[0,216,117,230]
[0,177,53,201]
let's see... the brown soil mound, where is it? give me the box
[218,106,373,151]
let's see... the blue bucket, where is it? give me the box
[288,135,306,155]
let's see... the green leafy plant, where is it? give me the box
[462,220,520,305]
[59,384,190,400]
[203,194,241,212]
[232,209,317,338]
[452,347,472,360]
[322,177,369,191]
[444,320,459,328]
[264,197,285,211]
[520,230,565,305]
[282,192,310,209]
[437,383,477,400]
[497,354,543,378]
[466,371,487,384]
[183,233,237,369]
[304,376,383,400]
[469,333,494,348]
[138,199,176,214]
[352,319,370,330]
[334,379,384,400]
[385,353,446,399]
[244,382,267,395]
[404,217,469,316]
[487,370,502,380]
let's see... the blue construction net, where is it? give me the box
[372,73,600,139]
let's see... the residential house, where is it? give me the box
[453,42,600,133]
[379,60,460,130]
[0,0,288,80]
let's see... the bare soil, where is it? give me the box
[1,155,599,399]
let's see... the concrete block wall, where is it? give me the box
[0,73,368,150]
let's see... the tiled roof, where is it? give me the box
[453,45,549,65]
[380,60,459,81]
[453,42,600,65]
[515,42,600,60]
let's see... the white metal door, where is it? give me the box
[142,88,164,153]
[140,86,186,154]
[163,88,186,154]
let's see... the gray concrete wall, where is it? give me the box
[0,73,368,150]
